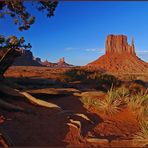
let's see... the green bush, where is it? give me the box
[64,69,120,91]
[95,74,120,91]
[64,68,88,82]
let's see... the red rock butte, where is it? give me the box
[106,34,136,55]
[87,34,148,73]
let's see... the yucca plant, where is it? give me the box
[127,95,144,111]
[127,90,148,110]
[98,87,122,116]
[127,90,148,122]
[136,106,148,122]
[133,120,148,147]
[116,86,130,98]
[80,94,99,108]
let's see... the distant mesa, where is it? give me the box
[57,57,74,67]
[42,59,55,67]
[13,50,74,68]
[34,57,42,63]
[42,57,74,68]
[87,34,148,73]
[58,57,65,65]
[13,50,42,66]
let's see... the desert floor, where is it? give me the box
[0,66,147,147]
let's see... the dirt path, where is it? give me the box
[0,88,139,147]
[0,89,102,146]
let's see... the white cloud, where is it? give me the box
[136,50,148,57]
[136,50,148,53]
[85,48,104,53]
[65,47,78,51]
[65,47,105,53]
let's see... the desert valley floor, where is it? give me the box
[0,66,148,147]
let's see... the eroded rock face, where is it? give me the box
[87,34,148,73]
[13,51,74,68]
[34,57,41,63]
[58,57,65,65]
[42,59,56,67]
[13,50,42,66]
[105,35,136,55]
[42,57,74,68]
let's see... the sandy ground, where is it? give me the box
[0,66,145,147]
[0,89,139,147]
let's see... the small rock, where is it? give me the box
[0,115,5,123]
[86,138,109,146]
[110,139,133,147]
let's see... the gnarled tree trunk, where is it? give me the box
[0,48,22,77]
[0,48,61,111]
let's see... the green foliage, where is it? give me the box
[95,74,120,90]
[0,1,58,53]
[64,68,90,82]
[64,68,120,91]
[0,0,58,31]
[0,35,31,50]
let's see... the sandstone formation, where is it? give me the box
[42,57,74,68]
[13,50,42,66]
[57,57,74,67]
[42,59,56,67]
[12,49,74,68]
[106,35,136,55]
[34,57,42,63]
[87,34,148,73]
[58,57,65,65]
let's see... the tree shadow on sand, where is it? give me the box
[0,87,103,146]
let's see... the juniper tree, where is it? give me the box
[0,0,58,75]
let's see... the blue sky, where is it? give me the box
[0,1,148,65]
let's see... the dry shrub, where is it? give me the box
[97,87,122,116]
[126,90,148,122]
[133,120,148,147]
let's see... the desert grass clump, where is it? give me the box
[98,87,122,116]
[132,90,148,147]
[80,92,100,108]
[138,107,148,122]
[127,90,148,111]
[133,120,148,147]
[115,86,130,98]
[127,90,148,121]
